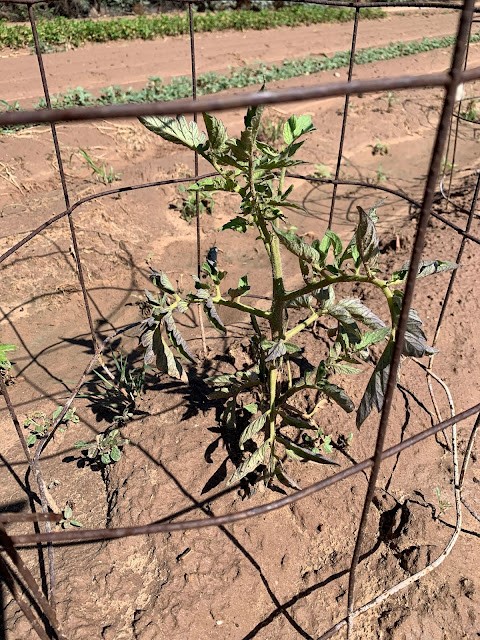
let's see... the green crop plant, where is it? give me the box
[171,184,214,223]
[0,343,15,372]
[0,7,385,51]
[134,105,455,489]
[59,504,83,529]
[24,406,79,447]
[80,352,146,424]
[371,141,389,156]
[79,148,120,185]
[461,98,479,123]
[74,428,129,466]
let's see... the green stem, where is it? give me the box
[213,296,271,319]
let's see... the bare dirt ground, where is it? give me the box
[0,10,479,640]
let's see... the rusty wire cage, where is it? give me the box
[0,0,479,638]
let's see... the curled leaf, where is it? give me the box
[204,298,226,334]
[164,313,197,363]
[228,440,270,485]
[239,411,269,450]
[149,269,175,295]
[277,435,338,466]
[356,206,379,266]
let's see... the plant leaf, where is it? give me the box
[357,340,394,427]
[338,298,386,330]
[391,259,458,283]
[355,327,391,351]
[239,411,269,450]
[228,440,270,485]
[139,115,206,150]
[265,339,287,362]
[149,269,175,294]
[203,112,228,152]
[221,216,249,233]
[203,298,226,334]
[228,275,250,299]
[317,381,355,413]
[110,445,121,462]
[274,227,322,266]
[283,114,314,144]
[163,312,197,363]
[275,462,301,490]
[277,435,338,465]
[153,327,188,382]
[356,206,379,266]
[404,309,437,357]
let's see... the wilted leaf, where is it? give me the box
[153,327,188,382]
[391,259,458,283]
[164,313,197,363]
[277,435,338,465]
[357,341,394,427]
[317,380,355,413]
[228,440,270,485]
[228,275,250,299]
[275,227,322,266]
[286,294,314,309]
[149,269,175,294]
[139,115,206,150]
[356,206,379,266]
[275,462,301,490]
[404,309,437,357]
[265,339,287,362]
[204,298,226,334]
[338,298,386,330]
[239,411,269,450]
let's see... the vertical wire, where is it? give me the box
[443,21,472,212]
[188,1,201,276]
[327,7,360,230]
[188,1,207,356]
[345,1,476,636]
[432,171,480,346]
[28,5,98,352]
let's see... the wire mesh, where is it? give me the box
[0,0,479,638]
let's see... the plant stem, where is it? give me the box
[213,296,271,319]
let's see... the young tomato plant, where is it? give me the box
[137,106,456,489]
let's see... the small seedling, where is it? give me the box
[312,163,332,179]
[24,406,79,447]
[441,157,455,175]
[385,91,396,112]
[374,165,388,184]
[136,105,456,490]
[74,429,129,466]
[59,504,83,529]
[462,98,479,123]
[81,352,145,424]
[371,141,389,156]
[0,343,15,372]
[434,486,452,516]
[79,148,120,185]
[170,185,214,223]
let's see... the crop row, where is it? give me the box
[0,5,384,50]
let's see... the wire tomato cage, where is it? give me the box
[0,0,479,638]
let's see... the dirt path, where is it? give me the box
[0,10,462,103]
